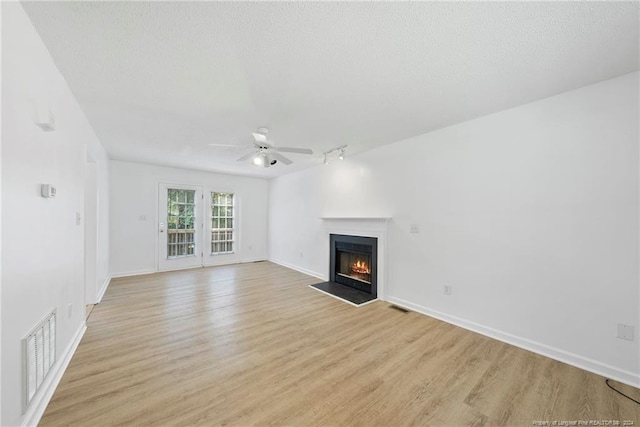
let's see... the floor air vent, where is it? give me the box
[22,309,56,412]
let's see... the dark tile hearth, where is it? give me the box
[310,281,377,305]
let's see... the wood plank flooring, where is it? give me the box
[85,304,94,320]
[41,262,640,426]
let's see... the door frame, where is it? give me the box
[157,183,204,271]
[84,156,98,306]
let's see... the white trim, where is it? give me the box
[113,259,269,280]
[319,217,391,221]
[96,276,111,303]
[112,260,268,279]
[205,258,244,267]
[22,322,87,427]
[269,258,326,281]
[110,268,156,278]
[241,257,268,264]
[202,254,241,268]
[308,285,378,307]
[386,296,640,389]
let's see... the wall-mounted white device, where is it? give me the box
[41,184,56,198]
[34,105,56,132]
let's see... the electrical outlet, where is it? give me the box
[67,304,73,319]
[617,323,635,341]
[300,252,303,259]
[410,224,420,234]
[139,215,147,221]
[443,285,452,295]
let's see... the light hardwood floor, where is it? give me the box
[41,262,639,426]
[85,304,95,320]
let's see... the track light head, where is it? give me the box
[322,145,348,164]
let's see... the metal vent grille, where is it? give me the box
[22,309,56,413]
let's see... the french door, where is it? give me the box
[158,184,238,271]
[158,184,203,271]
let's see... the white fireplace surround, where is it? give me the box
[320,217,390,300]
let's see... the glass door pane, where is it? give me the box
[158,184,203,271]
[167,188,196,258]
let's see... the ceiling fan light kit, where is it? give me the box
[253,153,279,168]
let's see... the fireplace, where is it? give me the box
[330,234,377,298]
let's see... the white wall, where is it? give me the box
[1,3,110,425]
[0,4,4,422]
[110,161,268,276]
[269,72,640,386]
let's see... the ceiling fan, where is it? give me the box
[209,128,313,167]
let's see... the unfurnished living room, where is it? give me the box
[2,1,640,426]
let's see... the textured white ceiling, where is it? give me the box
[22,1,639,178]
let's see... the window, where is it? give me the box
[211,192,234,254]
[167,189,196,258]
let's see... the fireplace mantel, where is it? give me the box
[321,216,389,301]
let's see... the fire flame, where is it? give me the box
[351,260,370,275]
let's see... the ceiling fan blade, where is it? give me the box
[275,147,313,155]
[236,151,256,162]
[270,151,293,165]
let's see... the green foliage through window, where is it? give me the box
[167,189,196,257]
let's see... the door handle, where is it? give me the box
[159,222,164,233]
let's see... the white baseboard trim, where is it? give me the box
[386,296,640,389]
[268,258,326,281]
[203,257,248,267]
[241,257,268,264]
[96,276,111,303]
[22,321,87,427]
[110,268,156,278]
